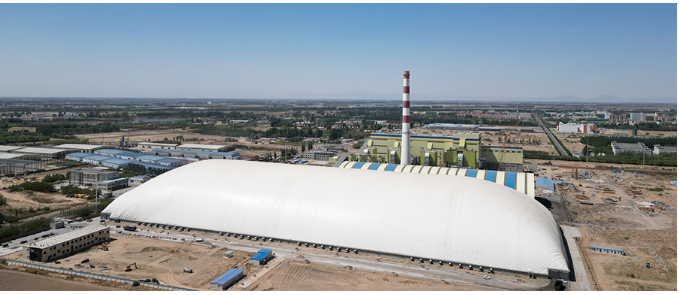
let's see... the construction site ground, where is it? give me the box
[3,234,256,291]
[531,159,676,291]
[0,268,126,291]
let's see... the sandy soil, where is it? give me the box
[247,259,492,291]
[538,158,677,291]
[5,234,256,291]
[76,129,229,145]
[0,269,125,291]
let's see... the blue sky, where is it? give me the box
[0,3,676,101]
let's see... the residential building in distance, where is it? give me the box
[608,114,627,123]
[653,144,677,155]
[611,142,651,155]
[629,113,646,122]
[556,122,597,134]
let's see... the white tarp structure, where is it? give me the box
[103,160,569,275]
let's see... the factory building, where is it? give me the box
[102,160,570,278]
[66,150,182,170]
[96,177,129,192]
[53,144,105,153]
[151,148,239,160]
[351,133,523,172]
[14,147,73,161]
[424,123,479,130]
[137,142,178,150]
[25,225,110,262]
[556,122,597,134]
[176,144,230,152]
[337,161,535,197]
[653,144,676,155]
[611,142,652,155]
[0,145,23,152]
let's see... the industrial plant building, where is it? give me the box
[556,122,597,134]
[611,142,652,155]
[348,133,524,172]
[102,160,570,278]
[53,144,105,153]
[25,225,110,262]
[65,149,181,171]
[137,142,178,149]
[0,159,44,176]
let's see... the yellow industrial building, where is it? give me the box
[341,133,524,172]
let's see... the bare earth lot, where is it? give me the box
[0,269,124,291]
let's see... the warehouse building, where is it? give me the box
[137,142,178,149]
[53,144,105,153]
[14,147,73,161]
[176,144,229,152]
[151,148,239,160]
[96,177,129,192]
[129,175,150,186]
[102,160,570,278]
[0,145,23,152]
[611,142,652,155]
[210,268,244,290]
[25,225,110,262]
[424,123,479,130]
[67,150,182,169]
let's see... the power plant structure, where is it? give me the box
[401,71,411,165]
[101,160,570,280]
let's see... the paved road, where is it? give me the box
[535,114,569,157]
[110,225,551,291]
[561,226,591,291]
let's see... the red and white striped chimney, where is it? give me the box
[401,71,410,165]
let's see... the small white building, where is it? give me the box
[653,144,677,155]
[129,175,151,186]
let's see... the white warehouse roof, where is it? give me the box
[176,144,225,150]
[54,144,103,150]
[15,147,67,154]
[102,160,569,275]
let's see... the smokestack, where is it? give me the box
[401,71,410,165]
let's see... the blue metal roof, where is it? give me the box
[385,164,397,171]
[152,148,238,156]
[210,268,244,285]
[590,246,624,252]
[66,152,95,158]
[102,158,132,164]
[95,149,128,155]
[100,177,129,184]
[485,170,496,182]
[352,162,365,169]
[368,163,380,170]
[130,175,149,179]
[258,249,272,254]
[506,172,516,189]
[250,253,268,261]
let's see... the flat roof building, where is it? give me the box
[151,149,239,160]
[210,268,244,290]
[0,145,23,152]
[53,144,105,152]
[653,144,677,155]
[26,225,110,262]
[611,142,651,155]
[138,142,178,149]
[176,144,229,152]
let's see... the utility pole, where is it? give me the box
[586,137,589,164]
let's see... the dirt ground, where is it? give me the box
[532,157,677,291]
[0,269,125,291]
[5,234,256,291]
[247,259,491,291]
[76,129,229,145]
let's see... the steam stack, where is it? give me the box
[401,71,410,165]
